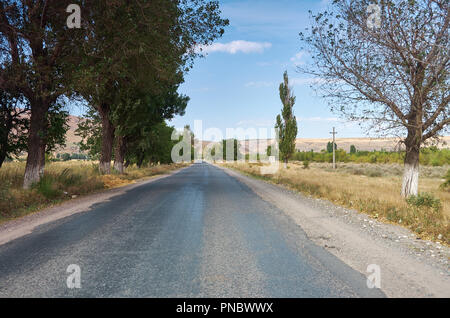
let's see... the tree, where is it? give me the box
[125,122,177,167]
[267,145,272,157]
[327,141,337,153]
[350,145,357,154]
[75,107,102,160]
[0,1,89,188]
[74,0,228,174]
[111,85,189,173]
[275,71,298,168]
[222,139,241,161]
[0,89,28,167]
[61,153,71,161]
[299,0,449,197]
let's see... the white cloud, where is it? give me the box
[197,40,272,55]
[245,81,274,88]
[290,51,307,66]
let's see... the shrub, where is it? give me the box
[303,160,310,169]
[56,168,83,187]
[367,170,382,177]
[32,175,62,199]
[406,192,442,212]
[441,169,450,190]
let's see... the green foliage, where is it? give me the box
[327,141,337,153]
[406,193,442,213]
[222,139,241,161]
[126,122,178,167]
[56,153,88,162]
[0,90,29,167]
[441,170,450,190]
[44,103,70,154]
[276,71,298,163]
[303,160,310,169]
[75,107,103,160]
[32,175,61,200]
[350,145,357,154]
[291,147,450,166]
[56,169,83,188]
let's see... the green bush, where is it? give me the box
[367,170,382,177]
[289,147,449,166]
[303,160,310,169]
[32,175,62,199]
[441,169,450,190]
[57,168,83,187]
[406,192,442,212]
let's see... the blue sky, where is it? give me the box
[168,0,366,139]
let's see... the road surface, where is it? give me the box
[0,163,384,297]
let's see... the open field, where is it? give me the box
[0,161,187,223]
[222,161,450,245]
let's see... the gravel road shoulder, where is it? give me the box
[218,165,450,298]
[0,167,189,246]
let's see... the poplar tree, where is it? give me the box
[276,71,298,168]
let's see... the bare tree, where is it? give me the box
[299,0,449,197]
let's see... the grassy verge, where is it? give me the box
[222,161,450,245]
[0,161,188,223]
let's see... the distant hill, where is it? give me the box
[56,114,83,154]
[237,137,450,154]
[59,114,450,155]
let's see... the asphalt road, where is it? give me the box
[0,163,384,297]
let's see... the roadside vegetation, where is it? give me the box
[290,147,450,166]
[222,162,450,245]
[0,1,228,188]
[0,2,226,223]
[0,161,187,223]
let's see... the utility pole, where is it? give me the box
[330,127,337,169]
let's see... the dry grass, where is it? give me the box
[0,161,187,222]
[223,161,450,244]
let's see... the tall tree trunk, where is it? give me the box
[0,151,6,168]
[401,135,420,197]
[113,135,126,174]
[0,111,12,168]
[137,152,144,169]
[39,143,46,177]
[23,106,46,189]
[284,158,287,169]
[98,104,115,175]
